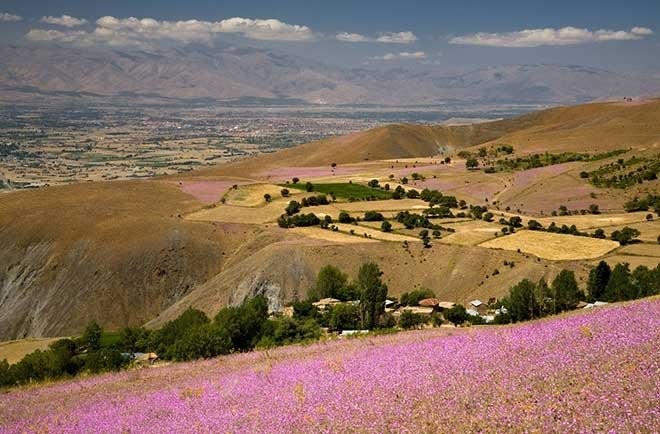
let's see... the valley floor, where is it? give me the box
[1,298,657,433]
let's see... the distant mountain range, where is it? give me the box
[1,44,660,105]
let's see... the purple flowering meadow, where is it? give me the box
[1,299,658,433]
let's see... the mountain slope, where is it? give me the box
[190,98,660,175]
[2,44,660,104]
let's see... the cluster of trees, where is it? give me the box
[0,321,128,387]
[588,156,659,189]
[493,150,627,172]
[587,261,660,302]
[278,213,323,228]
[300,264,389,331]
[551,204,601,216]
[301,195,330,207]
[624,194,660,213]
[496,262,659,324]
[526,219,641,245]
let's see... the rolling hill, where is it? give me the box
[0,99,659,340]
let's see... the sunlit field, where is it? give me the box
[1,298,658,433]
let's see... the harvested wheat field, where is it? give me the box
[332,223,421,242]
[600,255,660,269]
[617,243,660,258]
[223,183,301,207]
[0,338,63,364]
[535,212,651,231]
[479,230,620,260]
[438,220,502,246]
[289,227,380,244]
[186,201,286,224]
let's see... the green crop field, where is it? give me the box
[282,182,393,200]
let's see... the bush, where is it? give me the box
[381,221,392,232]
[338,212,354,224]
[445,305,470,326]
[280,188,290,197]
[285,201,301,216]
[363,211,384,221]
[327,303,361,331]
[400,288,435,306]
[399,311,426,329]
[611,227,640,245]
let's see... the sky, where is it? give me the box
[1,0,659,72]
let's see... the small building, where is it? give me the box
[393,306,435,317]
[469,300,488,315]
[312,298,341,311]
[437,301,456,310]
[418,298,440,308]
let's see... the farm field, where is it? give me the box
[283,182,393,200]
[438,220,502,246]
[0,338,63,364]
[1,299,657,433]
[479,230,620,260]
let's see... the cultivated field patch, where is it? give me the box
[178,180,245,204]
[479,230,619,260]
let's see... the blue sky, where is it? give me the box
[1,0,659,71]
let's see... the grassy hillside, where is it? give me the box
[1,98,658,340]
[3,298,657,433]
[189,98,660,176]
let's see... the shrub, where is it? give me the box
[398,311,426,329]
[338,212,354,224]
[363,211,384,221]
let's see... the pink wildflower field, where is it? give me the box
[1,299,658,433]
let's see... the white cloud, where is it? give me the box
[372,51,426,61]
[376,31,417,44]
[40,15,89,28]
[336,30,417,44]
[26,29,88,43]
[215,17,314,41]
[0,12,22,22]
[336,32,371,42]
[25,15,316,47]
[450,26,654,47]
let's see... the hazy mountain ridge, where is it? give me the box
[2,44,660,105]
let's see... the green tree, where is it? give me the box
[357,263,388,329]
[285,201,301,216]
[381,221,392,232]
[587,261,611,301]
[630,265,659,299]
[398,311,426,329]
[551,270,583,312]
[152,307,210,358]
[603,263,632,302]
[214,296,269,351]
[171,324,232,361]
[466,158,479,169]
[327,303,361,331]
[82,321,102,351]
[445,304,469,326]
[506,279,541,322]
[311,265,349,301]
[611,227,641,245]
